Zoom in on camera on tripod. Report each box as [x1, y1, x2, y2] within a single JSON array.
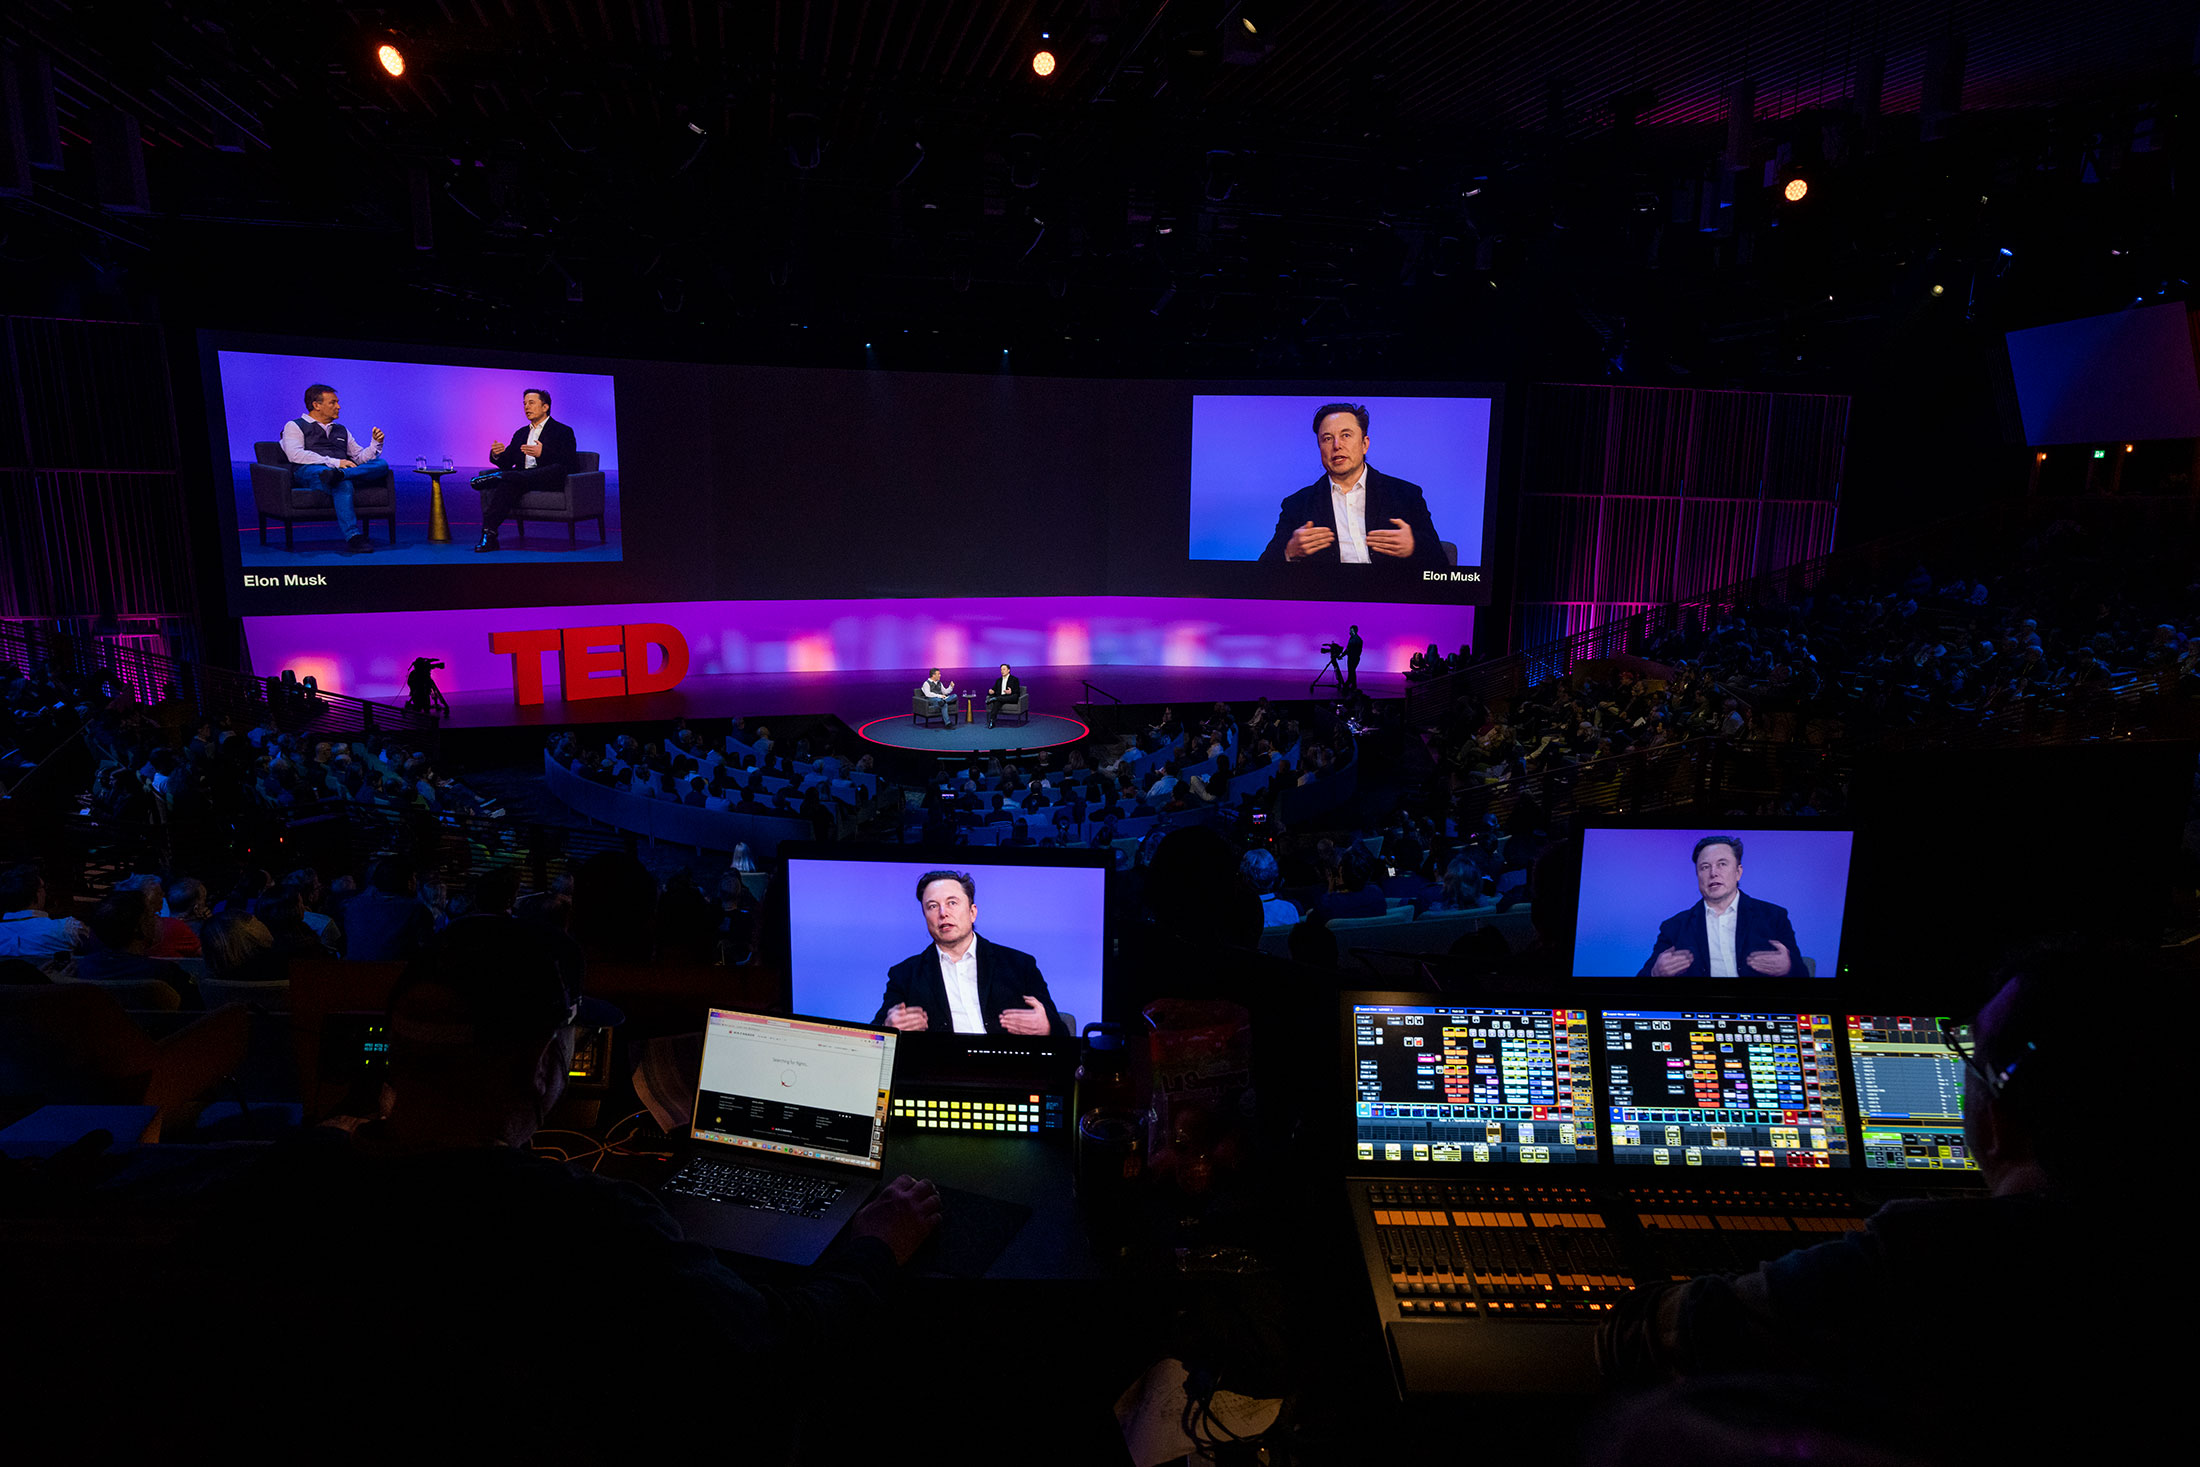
[[1320, 642, 1345, 657]]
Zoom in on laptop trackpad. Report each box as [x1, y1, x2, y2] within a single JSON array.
[[909, 1185, 1032, 1278]]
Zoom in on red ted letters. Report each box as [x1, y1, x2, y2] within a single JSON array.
[[489, 622, 691, 705]]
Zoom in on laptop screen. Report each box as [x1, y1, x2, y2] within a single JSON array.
[[691, 1010, 897, 1171], [1349, 1003, 1598, 1165], [1601, 1010, 1850, 1169], [1844, 1014, 1981, 1174]]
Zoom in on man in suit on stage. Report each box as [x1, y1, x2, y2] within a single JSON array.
[[473, 387, 578, 553], [874, 870, 1067, 1037], [280, 384, 391, 556], [1257, 402, 1450, 571], [1637, 835, 1801, 978], [984, 663, 1023, 729]]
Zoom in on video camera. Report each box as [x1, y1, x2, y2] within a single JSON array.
[[1320, 642, 1345, 657]]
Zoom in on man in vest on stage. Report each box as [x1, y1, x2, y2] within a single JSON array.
[[280, 383, 392, 555]]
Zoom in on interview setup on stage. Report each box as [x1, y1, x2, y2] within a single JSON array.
[[243, 370, 609, 559]]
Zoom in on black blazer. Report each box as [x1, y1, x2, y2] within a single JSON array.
[[1256, 466, 1451, 570], [872, 933, 1069, 1036], [1635, 892, 1802, 978], [490, 418, 578, 478], [985, 674, 1024, 702]]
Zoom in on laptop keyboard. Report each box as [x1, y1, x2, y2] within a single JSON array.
[[666, 1158, 848, 1218]]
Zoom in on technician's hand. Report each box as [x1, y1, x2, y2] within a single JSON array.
[[490, 440, 508, 456], [848, 1174, 943, 1265], [1745, 940, 1793, 976], [1367, 517, 1417, 559], [884, 1003, 929, 1032], [1650, 946, 1694, 977], [522, 441, 542, 457], [1285, 521, 1337, 561], [999, 996, 1052, 1036]]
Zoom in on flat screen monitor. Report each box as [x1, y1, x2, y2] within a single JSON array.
[[1348, 1003, 1597, 1165], [1572, 827, 1854, 979], [1844, 1015, 1981, 1174], [784, 849, 1106, 1042], [1601, 1010, 1850, 1169]]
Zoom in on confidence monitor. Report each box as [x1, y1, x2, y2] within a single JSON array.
[[1572, 825, 1856, 979], [783, 846, 1107, 1045], [1601, 1009, 1851, 1169], [1348, 1000, 1598, 1166]]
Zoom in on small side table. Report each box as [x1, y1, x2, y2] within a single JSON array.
[[962, 693, 978, 726], [413, 467, 456, 543]]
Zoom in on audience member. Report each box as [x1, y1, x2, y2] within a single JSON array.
[[0, 865, 85, 960], [343, 858, 436, 962], [74, 889, 185, 988]]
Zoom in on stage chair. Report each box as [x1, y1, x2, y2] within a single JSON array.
[[993, 688, 1031, 725], [248, 442, 398, 549], [506, 451, 610, 544], [911, 692, 948, 727]]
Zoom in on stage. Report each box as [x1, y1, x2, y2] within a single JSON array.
[[429, 663, 1375, 732]]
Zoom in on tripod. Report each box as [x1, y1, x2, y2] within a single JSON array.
[[1310, 646, 1347, 695]]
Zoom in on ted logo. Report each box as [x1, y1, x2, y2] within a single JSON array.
[[489, 623, 690, 705]]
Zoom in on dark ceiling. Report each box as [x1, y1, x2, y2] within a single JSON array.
[[2, 0, 2193, 387]]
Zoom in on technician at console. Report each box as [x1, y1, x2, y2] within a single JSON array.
[[1598, 953, 2150, 1463], [280, 383, 390, 556], [1638, 835, 1798, 978], [1257, 402, 1449, 570], [474, 387, 577, 553], [875, 870, 1066, 1037]]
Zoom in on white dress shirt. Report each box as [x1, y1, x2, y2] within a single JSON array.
[[921, 677, 954, 699], [1704, 897, 1739, 978], [0, 909, 84, 959], [521, 416, 549, 468], [1328, 466, 1371, 563], [937, 942, 986, 1034], [279, 416, 386, 468]]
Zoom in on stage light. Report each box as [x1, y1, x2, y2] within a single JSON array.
[[2093, 448, 2107, 459], [1997, 247, 2013, 257], [1782, 177, 1808, 202], [2124, 443, 2134, 452], [1242, 15, 1259, 33], [1032, 49, 1056, 77], [2036, 452, 2048, 462], [376, 43, 405, 77], [1930, 284, 1945, 296]]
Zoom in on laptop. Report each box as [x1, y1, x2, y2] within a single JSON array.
[[658, 1008, 899, 1264]]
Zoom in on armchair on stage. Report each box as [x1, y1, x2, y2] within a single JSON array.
[[248, 441, 397, 548], [498, 450, 610, 544], [912, 691, 950, 728], [990, 687, 1032, 726]]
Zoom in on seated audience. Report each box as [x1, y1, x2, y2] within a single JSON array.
[[1314, 845, 1388, 920], [199, 909, 288, 984], [0, 864, 84, 960], [343, 857, 436, 962], [1240, 849, 1302, 928], [74, 888, 185, 989]]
